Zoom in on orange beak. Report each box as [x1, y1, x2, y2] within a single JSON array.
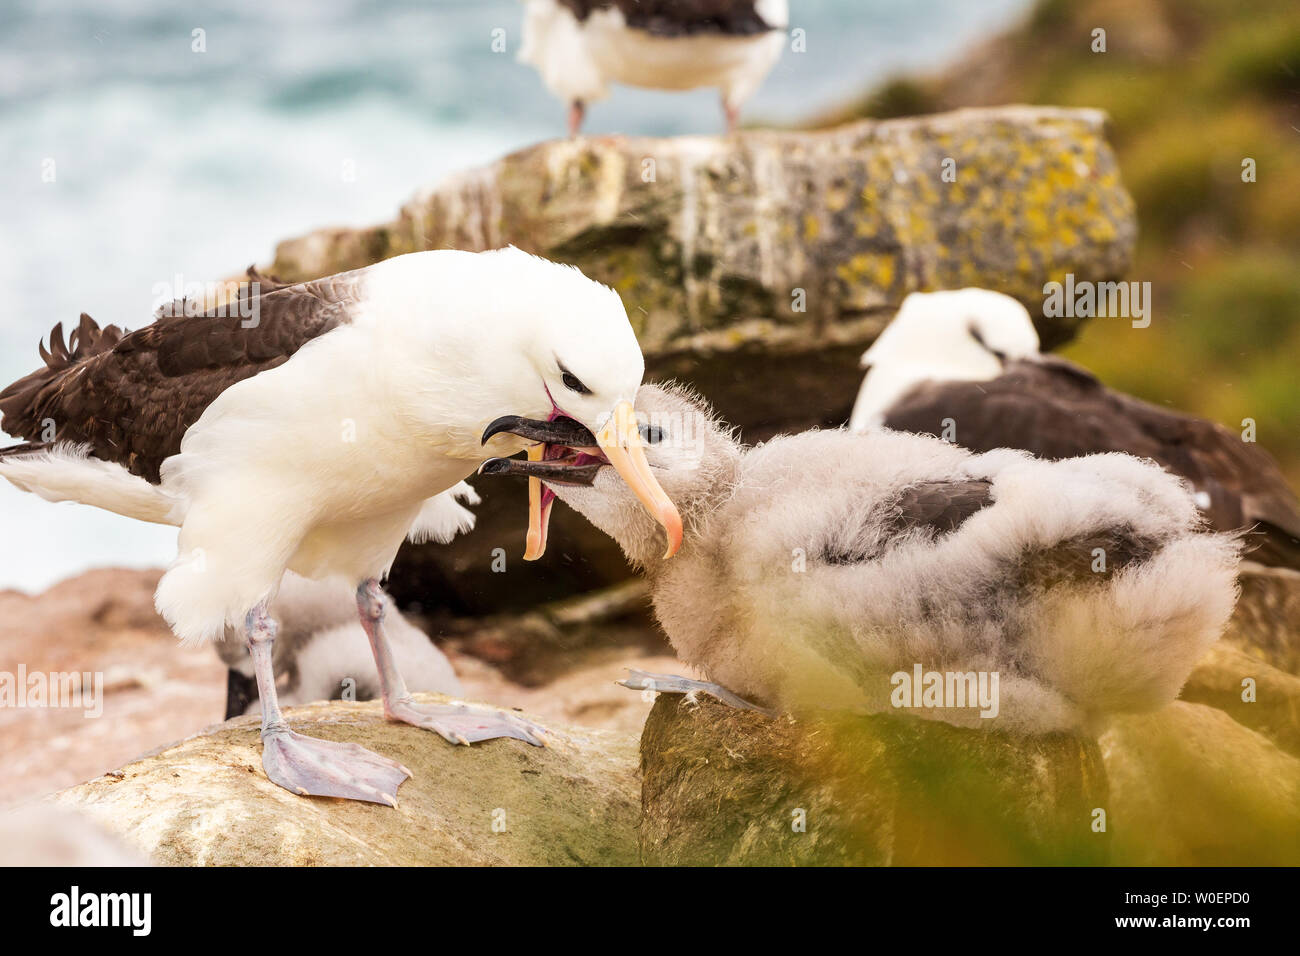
[[595, 400, 684, 559]]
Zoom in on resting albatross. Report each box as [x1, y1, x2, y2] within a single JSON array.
[[849, 288, 1300, 570], [482, 384, 1242, 733], [0, 247, 682, 804], [518, 0, 788, 135]]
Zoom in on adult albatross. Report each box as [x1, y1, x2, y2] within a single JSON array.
[[518, 0, 788, 134], [0, 247, 682, 804], [482, 384, 1241, 733], [849, 288, 1300, 570]]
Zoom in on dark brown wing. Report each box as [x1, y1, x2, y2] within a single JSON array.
[[887, 479, 995, 537], [0, 268, 366, 483], [557, 0, 777, 36], [882, 357, 1300, 568], [1021, 528, 1162, 589], [822, 479, 994, 565]]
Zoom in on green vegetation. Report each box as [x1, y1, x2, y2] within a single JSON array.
[[834, 0, 1300, 483]]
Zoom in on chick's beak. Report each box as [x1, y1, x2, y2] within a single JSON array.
[[478, 402, 684, 561], [596, 400, 683, 559]]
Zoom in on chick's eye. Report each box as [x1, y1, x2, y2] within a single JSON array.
[[640, 424, 664, 445], [561, 371, 590, 395]]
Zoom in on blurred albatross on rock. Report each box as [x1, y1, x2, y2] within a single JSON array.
[[483, 384, 1242, 733], [518, 0, 788, 134], [0, 247, 682, 804], [850, 288, 1300, 570]]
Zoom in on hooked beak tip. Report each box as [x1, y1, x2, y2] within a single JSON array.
[[479, 419, 506, 446]]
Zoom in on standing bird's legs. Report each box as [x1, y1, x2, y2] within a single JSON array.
[[248, 604, 410, 804], [356, 579, 550, 746], [722, 96, 740, 134], [567, 100, 585, 138]]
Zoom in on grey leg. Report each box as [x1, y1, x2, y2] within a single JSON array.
[[618, 669, 776, 716], [722, 96, 740, 134], [356, 579, 551, 747], [249, 604, 410, 804], [567, 100, 585, 138]]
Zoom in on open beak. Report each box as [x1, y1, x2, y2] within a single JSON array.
[[479, 402, 684, 560]]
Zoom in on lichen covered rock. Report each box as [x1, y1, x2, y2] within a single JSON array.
[[274, 107, 1134, 357], [638, 696, 1108, 866]]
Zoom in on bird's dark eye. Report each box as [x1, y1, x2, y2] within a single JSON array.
[[640, 424, 664, 445], [561, 370, 590, 395]]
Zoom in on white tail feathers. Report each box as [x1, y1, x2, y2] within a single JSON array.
[[1023, 531, 1242, 725], [0, 444, 182, 525]]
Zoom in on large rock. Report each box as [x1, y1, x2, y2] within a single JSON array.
[[638, 696, 1108, 866], [1224, 565, 1300, 676], [271, 108, 1136, 616], [1100, 702, 1300, 866], [51, 694, 640, 866], [1179, 641, 1300, 758], [273, 107, 1133, 355]]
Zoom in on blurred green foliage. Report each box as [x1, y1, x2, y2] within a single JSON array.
[[837, 0, 1300, 483]]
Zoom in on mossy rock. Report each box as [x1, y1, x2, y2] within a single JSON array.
[[272, 107, 1135, 356], [1100, 702, 1300, 866], [639, 696, 1108, 866]]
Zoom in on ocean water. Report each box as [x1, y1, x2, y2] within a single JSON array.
[[0, 0, 1029, 593]]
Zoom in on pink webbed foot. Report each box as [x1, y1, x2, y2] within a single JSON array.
[[261, 728, 411, 805], [385, 697, 551, 747]]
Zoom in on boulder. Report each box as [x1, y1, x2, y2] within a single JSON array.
[[1224, 565, 1300, 676], [51, 694, 640, 866], [272, 108, 1136, 616], [1100, 702, 1300, 866], [272, 107, 1133, 355], [638, 695, 1108, 866], [1180, 642, 1300, 758]]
